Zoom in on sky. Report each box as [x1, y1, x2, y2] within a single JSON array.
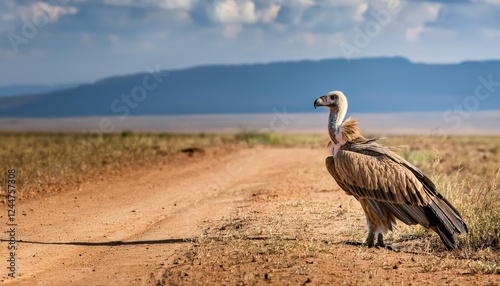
[[1, 0, 500, 86]]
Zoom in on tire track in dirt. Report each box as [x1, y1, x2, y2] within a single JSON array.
[[0, 147, 320, 285]]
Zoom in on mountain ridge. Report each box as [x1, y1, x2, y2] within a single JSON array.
[[1, 57, 499, 118], [0, 84, 79, 98]]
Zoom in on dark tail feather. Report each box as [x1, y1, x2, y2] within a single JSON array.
[[427, 197, 467, 250], [432, 226, 457, 250], [432, 197, 468, 234]]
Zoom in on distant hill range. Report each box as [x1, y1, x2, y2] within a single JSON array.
[[0, 84, 78, 98], [0, 57, 499, 118]]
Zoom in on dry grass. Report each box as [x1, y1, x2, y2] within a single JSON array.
[[235, 130, 325, 148]]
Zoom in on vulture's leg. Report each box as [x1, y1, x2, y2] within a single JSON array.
[[376, 234, 393, 250], [365, 231, 375, 247], [377, 233, 384, 247], [360, 200, 376, 247], [360, 200, 394, 250]]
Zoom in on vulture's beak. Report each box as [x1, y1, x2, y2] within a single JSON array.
[[314, 97, 325, 109]]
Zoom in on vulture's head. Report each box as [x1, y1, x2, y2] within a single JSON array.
[[314, 90, 348, 112]]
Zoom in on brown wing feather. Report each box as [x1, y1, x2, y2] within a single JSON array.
[[332, 147, 430, 206], [325, 140, 468, 239]]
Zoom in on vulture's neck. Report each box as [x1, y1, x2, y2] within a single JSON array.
[[328, 106, 347, 144], [328, 104, 364, 148]]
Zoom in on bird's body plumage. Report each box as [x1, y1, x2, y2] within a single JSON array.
[[315, 91, 467, 249]]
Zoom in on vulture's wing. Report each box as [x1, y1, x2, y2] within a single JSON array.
[[325, 141, 467, 243]]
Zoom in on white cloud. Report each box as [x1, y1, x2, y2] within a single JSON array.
[[353, 3, 369, 22], [322, 0, 367, 7], [386, 1, 442, 43], [397, 1, 441, 26], [209, 0, 285, 37], [103, 0, 195, 10], [212, 0, 259, 24], [297, 2, 369, 33], [212, 0, 239, 23], [275, 0, 314, 8], [261, 4, 281, 24], [29, 2, 78, 23], [239, 1, 259, 23], [0, 1, 77, 34], [158, 0, 195, 10], [406, 26, 424, 41]]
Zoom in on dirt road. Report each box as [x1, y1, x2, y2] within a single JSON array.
[[1, 147, 498, 285]]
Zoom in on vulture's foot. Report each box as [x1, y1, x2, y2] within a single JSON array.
[[375, 244, 394, 251], [375, 234, 393, 250], [365, 233, 393, 250]]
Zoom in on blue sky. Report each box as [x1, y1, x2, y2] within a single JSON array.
[[1, 0, 500, 85]]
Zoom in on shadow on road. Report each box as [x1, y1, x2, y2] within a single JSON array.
[[1, 236, 296, 247], [0, 238, 196, 246]]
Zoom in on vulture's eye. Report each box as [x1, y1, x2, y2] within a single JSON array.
[[330, 95, 336, 100]]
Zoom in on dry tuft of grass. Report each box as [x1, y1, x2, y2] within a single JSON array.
[[235, 130, 325, 148]]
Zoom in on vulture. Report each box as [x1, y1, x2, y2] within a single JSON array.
[[314, 91, 468, 250]]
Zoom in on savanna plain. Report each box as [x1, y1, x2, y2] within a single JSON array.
[[0, 132, 498, 285]]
